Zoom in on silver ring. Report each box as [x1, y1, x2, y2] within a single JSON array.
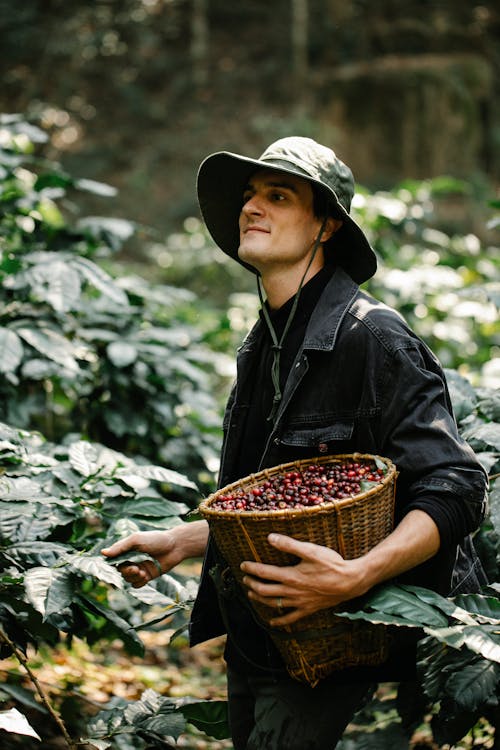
[[276, 596, 283, 611]]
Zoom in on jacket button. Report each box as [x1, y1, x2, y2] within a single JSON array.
[[318, 442, 328, 453]]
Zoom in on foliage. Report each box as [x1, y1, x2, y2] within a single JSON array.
[[0, 113, 227, 492], [358, 179, 499, 381], [336, 584, 500, 748], [0, 420, 205, 746], [86, 690, 229, 749]]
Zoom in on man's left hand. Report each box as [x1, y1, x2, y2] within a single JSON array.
[[240, 533, 367, 627]]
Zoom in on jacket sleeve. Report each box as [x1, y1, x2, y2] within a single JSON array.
[[377, 341, 487, 551]]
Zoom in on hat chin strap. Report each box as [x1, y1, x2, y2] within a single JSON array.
[[257, 216, 328, 425]]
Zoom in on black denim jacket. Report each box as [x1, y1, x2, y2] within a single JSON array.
[[189, 268, 488, 650]]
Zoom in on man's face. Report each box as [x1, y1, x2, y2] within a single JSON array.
[[238, 168, 325, 275]]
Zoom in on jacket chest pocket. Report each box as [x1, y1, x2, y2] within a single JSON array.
[[278, 420, 355, 456]]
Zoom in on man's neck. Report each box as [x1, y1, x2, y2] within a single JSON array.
[[261, 256, 325, 310]]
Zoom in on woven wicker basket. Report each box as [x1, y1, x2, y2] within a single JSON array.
[[199, 453, 397, 687]]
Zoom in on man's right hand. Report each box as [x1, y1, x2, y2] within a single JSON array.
[[101, 520, 209, 588]]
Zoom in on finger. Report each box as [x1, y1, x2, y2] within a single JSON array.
[[242, 575, 285, 597], [269, 608, 308, 627], [267, 533, 331, 559], [240, 560, 289, 582], [102, 534, 139, 557]]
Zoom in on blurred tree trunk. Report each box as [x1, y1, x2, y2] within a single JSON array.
[[291, 0, 310, 117], [291, 0, 308, 94], [191, 0, 209, 86]]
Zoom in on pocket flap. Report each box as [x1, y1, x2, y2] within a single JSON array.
[[280, 421, 354, 447]]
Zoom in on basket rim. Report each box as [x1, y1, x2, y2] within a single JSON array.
[[199, 452, 397, 519]]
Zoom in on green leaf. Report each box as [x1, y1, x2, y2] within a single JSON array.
[[67, 554, 124, 588], [75, 178, 118, 197], [452, 592, 500, 623], [444, 368, 477, 422], [24, 567, 71, 616], [0, 708, 41, 740], [123, 689, 185, 739], [34, 172, 72, 191], [462, 422, 500, 451], [68, 441, 100, 477], [106, 341, 138, 368], [445, 658, 500, 710], [424, 624, 500, 663], [76, 594, 144, 656], [70, 256, 129, 306], [363, 585, 449, 628], [489, 478, 500, 538], [15, 326, 80, 372], [401, 585, 477, 626], [0, 327, 23, 373], [120, 498, 189, 518], [130, 464, 197, 491], [28, 260, 81, 312], [178, 700, 230, 740]]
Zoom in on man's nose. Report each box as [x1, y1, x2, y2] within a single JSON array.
[[241, 194, 264, 216]]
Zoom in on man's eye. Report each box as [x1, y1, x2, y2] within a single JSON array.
[[270, 192, 285, 201]]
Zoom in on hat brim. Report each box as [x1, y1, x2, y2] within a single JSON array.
[[197, 151, 377, 284]]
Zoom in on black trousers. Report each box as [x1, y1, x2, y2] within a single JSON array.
[[227, 666, 376, 750]]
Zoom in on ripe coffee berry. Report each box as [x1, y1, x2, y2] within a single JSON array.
[[211, 460, 386, 512]]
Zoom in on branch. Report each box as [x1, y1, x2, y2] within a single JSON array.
[[0, 627, 80, 750]]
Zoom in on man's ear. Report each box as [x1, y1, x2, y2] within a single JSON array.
[[321, 217, 343, 243]]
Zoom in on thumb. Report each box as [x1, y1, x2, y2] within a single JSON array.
[[101, 534, 138, 557]]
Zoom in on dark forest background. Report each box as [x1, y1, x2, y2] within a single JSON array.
[[1, 0, 499, 246]]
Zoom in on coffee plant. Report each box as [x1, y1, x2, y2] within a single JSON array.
[[0, 113, 226, 491]]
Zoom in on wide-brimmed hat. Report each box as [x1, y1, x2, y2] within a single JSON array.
[[196, 136, 377, 284]]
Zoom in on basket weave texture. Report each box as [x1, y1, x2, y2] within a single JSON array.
[[199, 453, 397, 686]]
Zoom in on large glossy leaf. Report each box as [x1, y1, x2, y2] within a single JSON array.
[[178, 700, 230, 740], [424, 623, 500, 663], [24, 566, 74, 616], [444, 368, 477, 422], [445, 658, 500, 710], [128, 464, 197, 491], [15, 326, 80, 372], [360, 585, 449, 628], [461, 421, 500, 451], [0, 708, 41, 739], [401, 584, 477, 626], [0, 327, 23, 373], [453, 592, 500, 623], [120, 688, 185, 740], [67, 554, 124, 588], [76, 594, 144, 656], [106, 341, 138, 367], [27, 260, 81, 312], [119, 497, 189, 518], [70, 256, 129, 306], [7, 541, 73, 567], [489, 478, 500, 538], [0, 476, 46, 501]]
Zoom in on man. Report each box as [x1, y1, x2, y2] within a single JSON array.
[[103, 137, 487, 749]]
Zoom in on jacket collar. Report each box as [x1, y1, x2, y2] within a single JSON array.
[[238, 266, 359, 356], [303, 267, 359, 351]]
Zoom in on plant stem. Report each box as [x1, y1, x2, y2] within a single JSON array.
[[0, 627, 79, 750]]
